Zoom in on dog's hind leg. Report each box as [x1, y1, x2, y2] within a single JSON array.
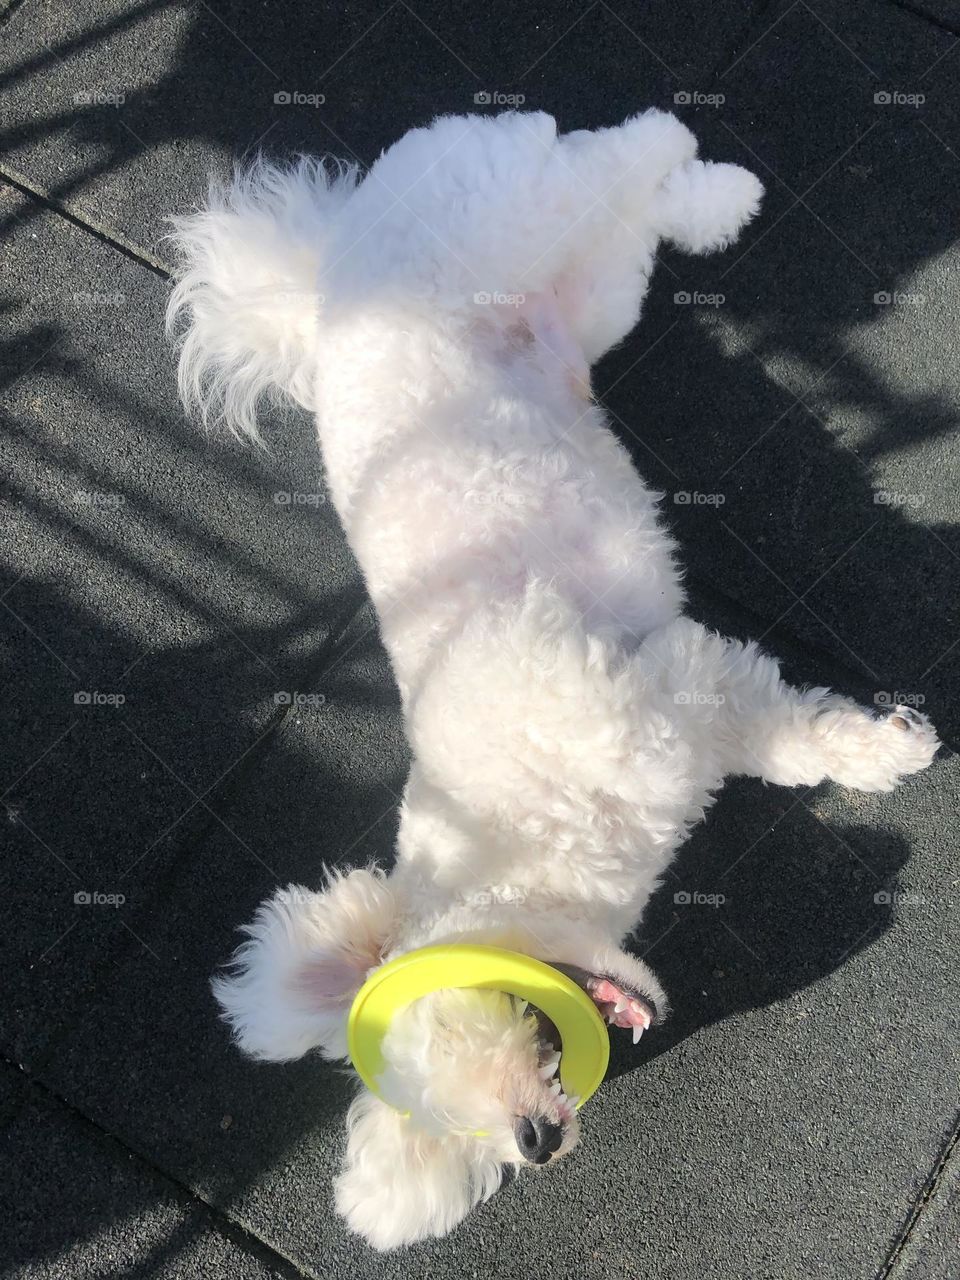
[[322, 112, 613, 306], [327, 110, 758, 327], [706, 633, 941, 793], [551, 116, 762, 363]]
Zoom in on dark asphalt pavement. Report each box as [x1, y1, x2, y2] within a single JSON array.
[[1, 1, 958, 1276]]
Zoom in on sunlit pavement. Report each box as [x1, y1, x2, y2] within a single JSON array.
[[1, 2, 958, 1276]]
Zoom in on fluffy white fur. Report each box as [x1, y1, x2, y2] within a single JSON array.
[[167, 109, 940, 1250]]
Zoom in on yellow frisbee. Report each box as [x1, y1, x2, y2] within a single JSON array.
[[347, 943, 610, 1114]]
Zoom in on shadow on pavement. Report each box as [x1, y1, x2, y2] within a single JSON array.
[[1, 0, 958, 1273]]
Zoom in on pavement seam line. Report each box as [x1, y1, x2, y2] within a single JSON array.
[[877, 1108, 960, 1278], [0, 1059, 321, 1279], [886, 0, 960, 38], [0, 163, 171, 277], [0, 1058, 38, 1136]]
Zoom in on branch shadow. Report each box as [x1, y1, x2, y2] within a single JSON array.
[[1, 0, 958, 1272]]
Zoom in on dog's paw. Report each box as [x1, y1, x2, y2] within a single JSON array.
[[826, 703, 940, 792], [885, 704, 925, 732]]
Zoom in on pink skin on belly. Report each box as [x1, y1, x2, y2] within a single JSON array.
[[516, 287, 592, 400]]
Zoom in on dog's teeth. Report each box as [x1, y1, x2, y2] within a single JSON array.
[[539, 1062, 557, 1080], [549, 1081, 561, 1097], [568, 1094, 581, 1109], [614, 998, 628, 1014], [632, 1024, 644, 1044]]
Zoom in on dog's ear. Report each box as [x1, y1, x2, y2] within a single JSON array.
[[334, 1089, 503, 1250], [652, 157, 763, 254], [211, 867, 396, 1061]]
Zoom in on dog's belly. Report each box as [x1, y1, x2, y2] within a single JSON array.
[[349, 433, 682, 697], [315, 313, 684, 698]]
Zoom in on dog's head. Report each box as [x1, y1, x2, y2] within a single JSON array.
[[213, 868, 664, 1248]]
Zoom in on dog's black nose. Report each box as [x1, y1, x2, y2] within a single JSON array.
[[514, 1115, 563, 1164]]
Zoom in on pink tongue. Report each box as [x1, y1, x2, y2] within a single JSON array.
[[589, 978, 652, 1030]]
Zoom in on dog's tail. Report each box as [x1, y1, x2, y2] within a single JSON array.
[[166, 155, 360, 446]]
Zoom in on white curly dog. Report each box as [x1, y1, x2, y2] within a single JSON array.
[[167, 109, 940, 1250]]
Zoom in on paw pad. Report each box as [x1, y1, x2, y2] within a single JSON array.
[[887, 705, 923, 732]]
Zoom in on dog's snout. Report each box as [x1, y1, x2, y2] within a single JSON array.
[[514, 1114, 563, 1164]]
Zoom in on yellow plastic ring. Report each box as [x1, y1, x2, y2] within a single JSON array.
[[347, 943, 610, 1128]]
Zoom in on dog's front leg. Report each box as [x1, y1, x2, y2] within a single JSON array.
[[709, 633, 940, 793]]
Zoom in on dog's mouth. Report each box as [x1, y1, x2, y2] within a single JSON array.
[[519, 963, 657, 1136], [525, 961, 659, 1113], [548, 961, 659, 1044], [530, 1009, 577, 1120]]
